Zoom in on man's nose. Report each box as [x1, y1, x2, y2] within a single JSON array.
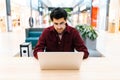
[[57, 25, 62, 29]]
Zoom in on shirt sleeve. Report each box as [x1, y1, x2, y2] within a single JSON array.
[[73, 29, 89, 59], [33, 29, 47, 59]]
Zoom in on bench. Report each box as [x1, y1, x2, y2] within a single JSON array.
[[25, 28, 44, 49]]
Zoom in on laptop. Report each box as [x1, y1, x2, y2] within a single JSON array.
[[37, 52, 84, 70]]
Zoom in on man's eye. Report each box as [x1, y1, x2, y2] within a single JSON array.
[[60, 22, 64, 25], [54, 23, 58, 25]]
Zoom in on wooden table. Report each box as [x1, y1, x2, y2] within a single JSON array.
[[0, 56, 120, 80]]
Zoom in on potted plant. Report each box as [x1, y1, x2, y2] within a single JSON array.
[[75, 24, 98, 49]]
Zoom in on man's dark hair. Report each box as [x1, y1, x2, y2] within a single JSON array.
[[50, 7, 67, 21]]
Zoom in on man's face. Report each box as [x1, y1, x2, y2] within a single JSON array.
[[52, 18, 66, 34]]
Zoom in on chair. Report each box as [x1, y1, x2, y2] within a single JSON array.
[[25, 28, 44, 49]]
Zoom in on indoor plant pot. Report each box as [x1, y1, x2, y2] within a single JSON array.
[[76, 24, 98, 49]]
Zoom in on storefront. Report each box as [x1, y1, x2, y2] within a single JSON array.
[[0, 0, 40, 32], [108, 0, 120, 33], [0, 0, 7, 32], [11, 0, 40, 31], [72, 0, 92, 27]]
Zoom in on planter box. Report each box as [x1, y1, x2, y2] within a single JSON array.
[[84, 38, 103, 57], [85, 38, 97, 50]]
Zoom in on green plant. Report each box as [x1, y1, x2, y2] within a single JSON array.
[[76, 24, 98, 40]]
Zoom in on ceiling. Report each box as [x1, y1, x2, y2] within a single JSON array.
[[0, 0, 91, 11], [42, 0, 83, 7]]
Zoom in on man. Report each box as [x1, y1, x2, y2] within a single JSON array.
[[33, 7, 89, 59]]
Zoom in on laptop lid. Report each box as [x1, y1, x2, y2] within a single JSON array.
[[37, 52, 84, 70]]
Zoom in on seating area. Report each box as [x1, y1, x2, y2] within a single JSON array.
[[25, 28, 44, 49], [24, 27, 103, 57]]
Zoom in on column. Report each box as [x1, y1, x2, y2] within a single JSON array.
[[6, 0, 12, 32]]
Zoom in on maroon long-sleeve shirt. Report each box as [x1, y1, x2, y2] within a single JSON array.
[[33, 24, 89, 59]]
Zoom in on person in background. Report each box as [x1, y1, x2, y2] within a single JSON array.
[[29, 16, 34, 27], [33, 7, 89, 59]]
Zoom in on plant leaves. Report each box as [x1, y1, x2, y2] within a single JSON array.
[[75, 24, 98, 40]]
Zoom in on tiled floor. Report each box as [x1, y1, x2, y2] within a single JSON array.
[[97, 30, 120, 57], [0, 29, 120, 57]]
